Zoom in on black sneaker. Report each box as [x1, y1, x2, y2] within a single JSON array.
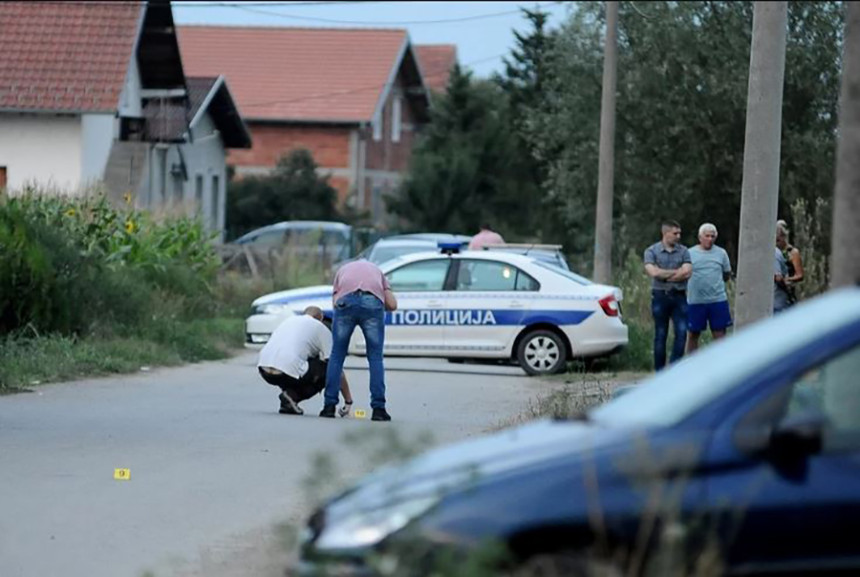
[[279, 392, 304, 415], [371, 408, 392, 422], [319, 404, 336, 418]]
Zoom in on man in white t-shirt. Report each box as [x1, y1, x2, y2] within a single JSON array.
[[257, 306, 353, 416]]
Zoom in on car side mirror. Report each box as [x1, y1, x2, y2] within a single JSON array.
[[769, 412, 826, 459]]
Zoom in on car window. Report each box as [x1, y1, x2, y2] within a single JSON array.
[[371, 245, 432, 266], [386, 259, 450, 292], [249, 229, 284, 246], [455, 260, 535, 292], [784, 342, 860, 452], [515, 270, 540, 291]]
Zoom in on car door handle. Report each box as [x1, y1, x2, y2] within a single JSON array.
[[427, 301, 443, 308], [509, 301, 525, 309]]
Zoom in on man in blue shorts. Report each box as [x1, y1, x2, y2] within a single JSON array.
[[686, 223, 733, 353]]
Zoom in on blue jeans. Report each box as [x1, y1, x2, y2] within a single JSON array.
[[652, 290, 688, 371], [324, 291, 387, 409]]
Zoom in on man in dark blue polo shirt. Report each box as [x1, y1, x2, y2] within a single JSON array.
[[644, 219, 692, 370]]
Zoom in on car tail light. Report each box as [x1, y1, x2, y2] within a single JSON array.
[[598, 294, 619, 317]]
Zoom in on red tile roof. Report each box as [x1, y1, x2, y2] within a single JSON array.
[[415, 45, 457, 94], [177, 26, 409, 123], [0, 1, 142, 113]]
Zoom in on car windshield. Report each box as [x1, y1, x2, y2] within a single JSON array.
[[370, 245, 435, 265], [533, 261, 592, 285], [589, 291, 860, 428]]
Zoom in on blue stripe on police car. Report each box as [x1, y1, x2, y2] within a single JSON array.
[[385, 309, 592, 326]]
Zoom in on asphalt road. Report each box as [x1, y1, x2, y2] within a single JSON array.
[[0, 353, 559, 577]]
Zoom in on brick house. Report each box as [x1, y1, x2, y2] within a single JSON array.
[[0, 1, 251, 239], [179, 26, 455, 227]]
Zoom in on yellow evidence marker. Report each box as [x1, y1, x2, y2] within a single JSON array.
[[114, 468, 131, 481], [353, 409, 367, 419]]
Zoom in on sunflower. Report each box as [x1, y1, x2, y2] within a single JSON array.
[[123, 192, 133, 205], [65, 208, 76, 217], [125, 220, 135, 234]]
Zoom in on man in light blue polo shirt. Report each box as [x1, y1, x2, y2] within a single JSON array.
[[686, 223, 733, 353]]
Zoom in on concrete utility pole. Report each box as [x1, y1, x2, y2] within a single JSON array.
[[734, 1, 788, 329], [593, 0, 618, 285], [831, 1, 860, 289]]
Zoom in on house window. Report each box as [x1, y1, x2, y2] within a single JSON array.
[[172, 172, 183, 208], [0, 166, 7, 191], [211, 174, 220, 229], [391, 97, 402, 143], [195, 175, 204, 215], [372, 114, 383, 142], [155, 148, 168, 208]]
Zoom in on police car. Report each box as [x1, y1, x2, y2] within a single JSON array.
[[245, 244, 628, 375]]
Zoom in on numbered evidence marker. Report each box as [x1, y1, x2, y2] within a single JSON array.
[[114, 468, 131, 481], [353, 409, 367, 419]]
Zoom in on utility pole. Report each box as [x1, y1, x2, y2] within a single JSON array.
[[831, 1, 860, 289], [593, 0, 618, 285], [734, 1, 788, 329]]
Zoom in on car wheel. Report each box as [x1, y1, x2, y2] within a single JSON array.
[[517, 330, 567, 376]]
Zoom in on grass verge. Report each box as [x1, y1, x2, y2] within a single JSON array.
[[0, 317, 243, 393]]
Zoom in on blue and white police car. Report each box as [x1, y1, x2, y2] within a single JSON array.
[[245, 244, 628, 375]]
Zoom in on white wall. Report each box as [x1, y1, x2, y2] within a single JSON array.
[[181, 113, 227, 241], [81, 114, 116, 186], [0, 114, 82, 192], [144, 113, 227, 241]]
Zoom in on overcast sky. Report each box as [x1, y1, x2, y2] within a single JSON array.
[[172, 1, 571, 78]]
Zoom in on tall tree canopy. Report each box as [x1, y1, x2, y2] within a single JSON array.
[[226, 149, 340, 240], [387, 64, 531, 236], [526, 1, 843, 270]]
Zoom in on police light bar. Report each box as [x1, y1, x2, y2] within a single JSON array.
[[438, 241, 462, 255]]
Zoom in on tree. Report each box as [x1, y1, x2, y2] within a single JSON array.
[[225, 149, 340, 240], [527, 1, 843, 274], [387, 65, 530, 236], [496, 7, 566, 241]]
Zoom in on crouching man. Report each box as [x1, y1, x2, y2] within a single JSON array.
[[257, 306, 353, 416]]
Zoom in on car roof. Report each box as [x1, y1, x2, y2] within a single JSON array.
[[372, 239, 443, 248], [383, 233, 471, 242], [234, 221, 352, 243], [380, 248, 545, 271]]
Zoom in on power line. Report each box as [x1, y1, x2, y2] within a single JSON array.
[[215, 3, 558, 26]]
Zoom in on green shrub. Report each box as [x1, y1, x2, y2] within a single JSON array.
[[0, 198, 105, 334], [0, 190, 220, 336]]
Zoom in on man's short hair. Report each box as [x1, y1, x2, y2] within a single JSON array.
[[698, 223, 718, 238], [303, 306, 324, 320], [661, 219, 681, 233], [481, 222, 493, 231]]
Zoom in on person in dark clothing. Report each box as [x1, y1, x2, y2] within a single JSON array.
[[644, 220, 693, 371]]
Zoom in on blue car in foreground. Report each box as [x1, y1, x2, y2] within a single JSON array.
[[294, 288, 860, 576]]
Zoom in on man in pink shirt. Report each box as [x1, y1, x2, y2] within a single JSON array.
[[321, 259, 398, 421], [468, 223, 505, 250]]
